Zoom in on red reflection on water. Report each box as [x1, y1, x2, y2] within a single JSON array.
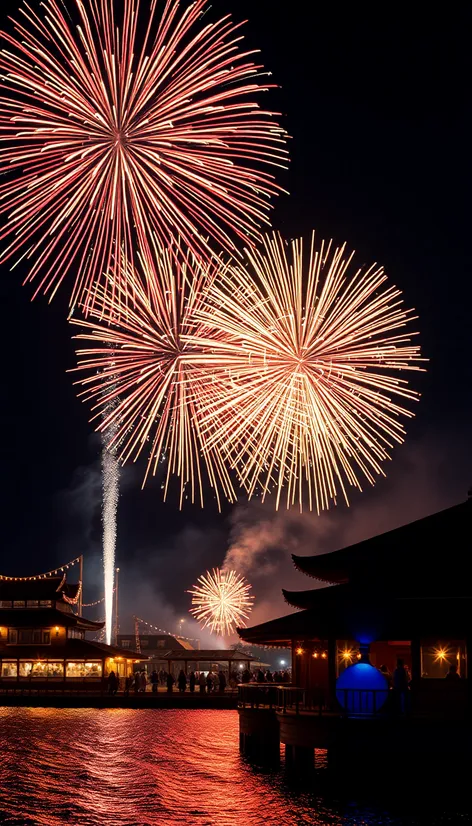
[[0, 708, 331, 826]]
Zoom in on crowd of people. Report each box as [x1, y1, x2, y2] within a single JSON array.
[[240, 668, 291, 684], [107, 666, 292, 695]]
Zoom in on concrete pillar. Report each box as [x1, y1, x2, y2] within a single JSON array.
[[239, 708, 280, 766], [285, 744, 314, 772]]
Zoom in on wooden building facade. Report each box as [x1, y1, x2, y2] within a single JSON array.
[[0, 577, 145, 691], [239, 500, 471, 717]]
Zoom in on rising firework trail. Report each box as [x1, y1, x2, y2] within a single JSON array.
[[0, 0, 287, 310], [188, 568, 254, 636], [71, 239, 236, 509], [193, 232, 425, 512], [101, 408, 119, 646]]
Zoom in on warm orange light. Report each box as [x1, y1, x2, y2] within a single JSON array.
[[312, 652, 319, 659], [54, 626, 59, 632], [433, 646, 451, 663], [115, 656, 122, 660], [357, 652, 362, 660], [321, 652, 327, 659], [296, 647, 304, 656]]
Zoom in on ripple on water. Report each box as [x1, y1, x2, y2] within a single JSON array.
[[0, 708, 468, 826]]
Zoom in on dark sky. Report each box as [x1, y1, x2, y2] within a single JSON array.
[[0, 1, 470, 634]]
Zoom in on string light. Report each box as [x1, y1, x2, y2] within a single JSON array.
[[61, 583, 82, 605], [133, 615, 197, 643], [0, 556, 81, 581]]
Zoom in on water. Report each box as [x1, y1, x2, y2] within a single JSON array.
[[0, 708, 468, 826]]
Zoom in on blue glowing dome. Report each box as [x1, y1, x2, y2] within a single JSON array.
[[336, 663, 388, 714]]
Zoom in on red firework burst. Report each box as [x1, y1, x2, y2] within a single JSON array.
[[0, 0, 287, 308], [71, 238, 237, 509]]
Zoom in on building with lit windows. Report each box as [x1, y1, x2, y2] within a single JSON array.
[[237, 500, 471, 765], [0, 577, 146, 690]]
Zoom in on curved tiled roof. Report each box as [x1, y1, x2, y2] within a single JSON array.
[[292, 500, 470, 586]]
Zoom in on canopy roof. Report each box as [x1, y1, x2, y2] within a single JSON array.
[[292, 500, 470, 589], [149, 649, 256, 662], [0, 638, 147, 661], [0, 608, 103, 631], [0, 577, 80, 602]]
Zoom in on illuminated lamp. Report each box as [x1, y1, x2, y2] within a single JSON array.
[[313, 652, 319, 659], [336, 663, 388, 714], [296, 647, 304, 656], [321, 652, 327, 659]]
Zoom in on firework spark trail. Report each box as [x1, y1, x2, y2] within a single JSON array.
[[71, 238, 236, 509], [101, 406, 119, 646], [188, 568, 254, 636], [0, 0, 287, 310], [71, 232, 424, 513], [191, 232, 425, 512]]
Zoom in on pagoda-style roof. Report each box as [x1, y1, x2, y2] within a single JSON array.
[[1, 638, 147, 661], [0, 608, 103, 631], [292, 499, 470, 587], [0, 577, 80, 602], [239, 591, 472, 647]]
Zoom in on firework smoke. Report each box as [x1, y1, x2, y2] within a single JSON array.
[[101, 412, 119, 645]]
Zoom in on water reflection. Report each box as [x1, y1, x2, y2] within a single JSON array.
[[0, 708, 467, 826]]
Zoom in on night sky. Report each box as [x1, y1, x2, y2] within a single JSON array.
[[0, 1, 470, 636]]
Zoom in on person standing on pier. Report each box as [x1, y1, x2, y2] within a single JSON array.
[[107, 670, 118, 695], [218, 671, 227, 693], [178, 670, 187, 692], [140, 670, 147, 693], [167, 672, 175, 692], [189, 671, 196, 692], [151, 670, 159, 693], [199, 672, 206, 693]]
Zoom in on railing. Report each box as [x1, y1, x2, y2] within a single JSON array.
[[238, 684, 390, 716], [238, 683, 324, 714]]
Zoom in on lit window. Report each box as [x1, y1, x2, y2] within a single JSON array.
[[13, 601, 26, 609], [84, 662, 102, 678], [27, 601, 39, 608], [1, 661, 17, 677], [46, 662, 63, 677], [120, 639, 130, 648], [67, 628, 84, 640], [421, 642, 467, 679], [39, 601, 52, 608], [19, 661, 33, 677], [1, 601, 12, 608], [31, 662, 48, 678], [66, 661, 86, 678]]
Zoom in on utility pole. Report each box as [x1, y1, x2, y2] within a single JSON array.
[[78, 555, 84, 615], [114, 567, 120, 644]]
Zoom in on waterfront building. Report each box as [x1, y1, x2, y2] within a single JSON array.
[[0, 577, 146, 691], [118, 634, 255, 677], [237, 499, 471, 765]]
